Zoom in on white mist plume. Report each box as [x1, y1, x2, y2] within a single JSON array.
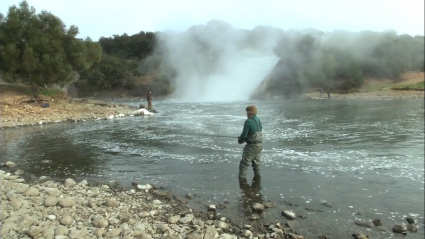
[[158, 21, 281, 102]]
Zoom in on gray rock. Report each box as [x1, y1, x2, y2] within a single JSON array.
[[44, 197, 58, 207], [185, 193, 194, 199], [157, 223, 169, 232], [376, 226, 388, 232], [214, 221, 229, 229], [372, 219, 382, 226], [285, 220, 300, 229], [41, 187, 60, 196], [25, 187, 40, 196], [16, 215, 35, 228], [104, 229, 122, 237], [204, 226, 218, 239], [392, 224, 407, 234], [42, 227, 55, 238], [179, 214, 194, 224], [64, 178, 76, 187], [405, 217, 418, 224], [27, 226, 43, 237], [1, 211, 8, 220], [94, 228, 106, 237], [251, 203, 265, 212], [407, 224, 418, 232], [284, 200, 299, 206], [264, 201, 277, 208], [93, 218, 109, 228], [6, 161, 17, 167], [58, 198, 75, 207], [105, 198, 119, 207], [14, 169, 25, 175], [60, 215, 73, 225], [140, 211, 150, 217], [168, 215, 181, 224], [282, 210, 297, 220], [321, 202, 332, 208], [10, 199, 23, 209], [218, 233, 237, 239], [355, 220, 374, 227], [55, 226, 69, 236], [249, 214, 260, 220], [352, 232, 369, 239], [69, 229, 87, 238]]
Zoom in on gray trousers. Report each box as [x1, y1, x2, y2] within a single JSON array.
[[239, 143, 263, 177]]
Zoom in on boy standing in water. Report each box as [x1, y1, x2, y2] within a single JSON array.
[[238, 105, 263, 178]]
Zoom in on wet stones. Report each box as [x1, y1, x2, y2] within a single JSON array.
[[406, 224, 418, 232], [320, 202, 332, 208], [352, 232, 369, 239], [282, 210, 297, 220], [284, 200, 299, 206], [185, 193, 194, 199], [372, 219, 382, 226], [207, 204, 216, 211], [5, 161, 17, 168], [405, 216, 418, 224], [14, 169, 24, 175], [285, 220, 300, 229], [264, 200, 277, 208], [251, 203, 265, 212], [355, 220, 374, 227], [392, 223, 407, 234]]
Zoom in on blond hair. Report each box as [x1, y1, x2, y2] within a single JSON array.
[[246, 105, 257, 117]]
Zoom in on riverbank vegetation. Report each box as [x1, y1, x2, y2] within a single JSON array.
[[1, 1, 424, 99]]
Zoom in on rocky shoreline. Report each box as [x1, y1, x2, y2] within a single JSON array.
[[0, 98, 143, 129], [1, 162, 312, 239], [2, 160, 422, 239]]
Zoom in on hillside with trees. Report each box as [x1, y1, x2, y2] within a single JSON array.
[[1, 1, 423, 100]]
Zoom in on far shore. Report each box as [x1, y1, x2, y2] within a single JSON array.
[[1, 77, 424, 129]]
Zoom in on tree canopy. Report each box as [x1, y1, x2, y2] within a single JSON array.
[[0, 1, 102, 94]]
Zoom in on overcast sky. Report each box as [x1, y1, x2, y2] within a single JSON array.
[[1, 0, 424, 40]]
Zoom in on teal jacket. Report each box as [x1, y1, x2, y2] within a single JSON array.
[[238, 115, 262, 144]]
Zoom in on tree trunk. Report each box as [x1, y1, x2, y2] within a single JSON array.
[[30, 80, 39, 97]]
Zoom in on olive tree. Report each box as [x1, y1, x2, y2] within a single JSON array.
[[0, 1, 101, 95]]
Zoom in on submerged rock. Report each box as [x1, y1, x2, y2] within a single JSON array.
[[392, 224, 407, 234], [282, 210, 297, 220], [355, 220, 374, 227]]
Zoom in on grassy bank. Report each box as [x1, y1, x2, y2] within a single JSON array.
[[0, 83, 67, 99]]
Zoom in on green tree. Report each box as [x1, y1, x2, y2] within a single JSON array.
[[79, 53, 139, 89], [0, 1, 101, 95]]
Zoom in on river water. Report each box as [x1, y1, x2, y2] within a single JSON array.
[[1, 99, 424, 238]]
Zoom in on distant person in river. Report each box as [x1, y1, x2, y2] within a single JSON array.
[[238, 105, 263, 178], [147, 90, 153, 111], [327, 88, 331, 99], [319, 87, 324, 99]]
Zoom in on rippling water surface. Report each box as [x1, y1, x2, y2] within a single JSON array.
[[1, 99, 424, 238]]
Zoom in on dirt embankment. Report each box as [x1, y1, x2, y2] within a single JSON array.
[[0, 95, 141, 129], [303, 72, 424, 100]]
